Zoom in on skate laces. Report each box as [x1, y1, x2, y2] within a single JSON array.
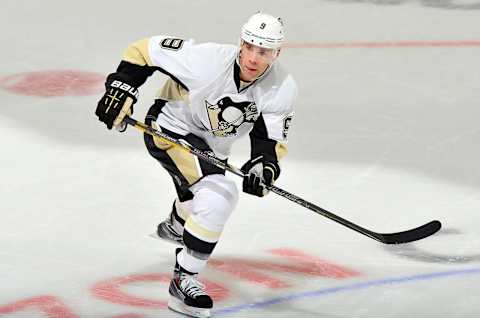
[[179, 274, 207, 297]]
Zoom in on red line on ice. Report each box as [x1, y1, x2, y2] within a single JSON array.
[[285, 40, 480, 49]]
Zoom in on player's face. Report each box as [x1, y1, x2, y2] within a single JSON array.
[[239, 41, 278, 82]]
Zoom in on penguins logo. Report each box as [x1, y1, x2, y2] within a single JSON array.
[[205, 96, 259, 137]]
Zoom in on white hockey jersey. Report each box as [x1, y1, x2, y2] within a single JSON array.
[[122, 36, 297, 160]]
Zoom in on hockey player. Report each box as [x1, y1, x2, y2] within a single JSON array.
[[95, 12, 297, 318]]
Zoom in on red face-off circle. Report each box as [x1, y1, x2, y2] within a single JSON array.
[[0, 70, 105, 97]]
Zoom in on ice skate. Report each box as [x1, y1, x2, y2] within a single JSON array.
[[155, 218, 184, 246], [151, 202, 184, 246], [168, 248, 212, 318]]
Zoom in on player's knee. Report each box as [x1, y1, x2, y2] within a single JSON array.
[[191, 174, 238, 229]]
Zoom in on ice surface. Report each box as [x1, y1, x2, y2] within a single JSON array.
[[1, 0, 479, 317]]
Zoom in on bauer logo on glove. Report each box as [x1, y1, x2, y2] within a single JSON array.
[[110, 80, 139, 98]]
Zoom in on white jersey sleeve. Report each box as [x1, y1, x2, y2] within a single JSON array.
[[260, 74, 297, 143], [250, 69, 297, 161], [146, 36, 235, 90]]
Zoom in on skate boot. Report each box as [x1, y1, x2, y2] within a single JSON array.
[[155, 202, 184, 246], [168, 248, 213, 318]]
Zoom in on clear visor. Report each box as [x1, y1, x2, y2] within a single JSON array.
[[240, 40, 279, 64]]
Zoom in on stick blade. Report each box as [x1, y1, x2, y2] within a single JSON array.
[[377, 220, 442, 244]]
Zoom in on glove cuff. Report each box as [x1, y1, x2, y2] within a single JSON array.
[[264, 161, 280, 181], [240, 155, 262, 173]]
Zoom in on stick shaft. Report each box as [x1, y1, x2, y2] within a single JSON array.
[[124, 116, 441, 244]]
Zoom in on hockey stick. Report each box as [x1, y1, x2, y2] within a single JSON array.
[[124, 116, 442, 244]]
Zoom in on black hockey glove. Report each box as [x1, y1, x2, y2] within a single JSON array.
[[241, 156, 280, 197], [95, 73, 139, 131]]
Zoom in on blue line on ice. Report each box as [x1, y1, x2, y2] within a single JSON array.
[[214, 267, 480, 316]]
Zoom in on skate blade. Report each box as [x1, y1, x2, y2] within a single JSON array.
[[148, 232, 184, 246], [168, 296, 211, 318], [149, 232, 163, 240]]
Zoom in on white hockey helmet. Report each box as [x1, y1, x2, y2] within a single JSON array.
[[241, 12, 284, 50]]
